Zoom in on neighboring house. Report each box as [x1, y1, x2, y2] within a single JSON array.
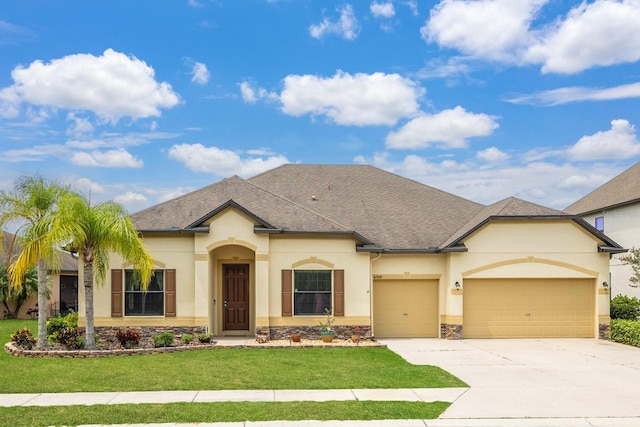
[[1, 231, 79, 319], [565, 162, 640, 299], [92, 165, 621, 339]]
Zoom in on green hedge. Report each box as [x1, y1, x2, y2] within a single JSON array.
[[610, 319, 640, 347]]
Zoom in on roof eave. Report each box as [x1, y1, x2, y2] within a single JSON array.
[[137, 226, 210, 235], [598, 245, 628, 254], [355, 246, 440, 254], [570, 197, 640, 216]]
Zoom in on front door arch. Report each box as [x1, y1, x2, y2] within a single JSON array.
[[223, 264, 250, 330]]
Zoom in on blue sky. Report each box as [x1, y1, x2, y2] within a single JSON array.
[[1, 0, 640, 213]]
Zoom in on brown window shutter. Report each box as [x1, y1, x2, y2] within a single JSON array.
[[334, 269, 344, 317], [111, 269, 123, 317], [165, 269, 176, 317], [282, 270, 292, 317]]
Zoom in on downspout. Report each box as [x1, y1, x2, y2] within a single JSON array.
[[369, 252, 382, 338]]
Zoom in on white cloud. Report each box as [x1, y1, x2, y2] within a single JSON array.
[[526, 0, 640, 74], [74, 177, 105, 194], [239, 81, 278, 104], [422, 0, 640, 74], [507, 82, 640, 106], [70, 148, 144, 168], [567, 119, 640, 161], [309, 4, 360, 40], [280, 71, 423, 126], [66, 113, 94, 138], [403, 0, 418, 16], [0, 49, 180, 123], [371, 2, 395, 18], [422, 0, 546, 62], [385, 106, 498, 149], [113, 191, 148, 206], [477, 146, 509, 162], [191, 62, 210, 85], [168, 143, 288, 177], [239, 81, 257, 103], [354, 151, 623, 209]]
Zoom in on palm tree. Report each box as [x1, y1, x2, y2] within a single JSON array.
[[0, 175, 68, 348], [51, 192, 152, 349], [0, 264, 40, 319]]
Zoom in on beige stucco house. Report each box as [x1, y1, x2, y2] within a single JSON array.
[[566, 162, 640, 299], [90, 165, 622, 339]]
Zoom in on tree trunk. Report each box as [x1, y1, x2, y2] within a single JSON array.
[[84, 262, 95, 349], [36, 259, 47, 349]]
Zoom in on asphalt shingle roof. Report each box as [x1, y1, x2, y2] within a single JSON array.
[[565, 162, 640, 215], [131, 164, 600, 251]]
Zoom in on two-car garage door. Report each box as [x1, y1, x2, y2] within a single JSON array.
[[463, 279, 595, 338], [373, 278, 596, 338]]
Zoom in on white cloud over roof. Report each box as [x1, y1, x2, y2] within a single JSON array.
[[280, 71, 423, 126], [567, 119, 640, 161], [168, 143, 289, 178], [0, 49, 180, 122], [386, 106, 499, 149]]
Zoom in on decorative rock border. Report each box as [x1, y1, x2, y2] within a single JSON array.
[[4, 341, 217, 358]]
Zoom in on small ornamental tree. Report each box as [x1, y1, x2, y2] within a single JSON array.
[[620, 247, 640, 288]]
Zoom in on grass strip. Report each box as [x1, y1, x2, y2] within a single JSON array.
[[1, 320, 466, 393], [1, 401, 450, 427]]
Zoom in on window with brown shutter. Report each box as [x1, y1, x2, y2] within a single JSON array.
[[165, 269, 176, 317], [282, 270, 292, 317], [334, 269, 344, 317], [111, 269, 123, 317]]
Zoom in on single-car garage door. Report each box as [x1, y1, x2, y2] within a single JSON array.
[[373, 279, 439, 338], [463, 278, 595, 338]]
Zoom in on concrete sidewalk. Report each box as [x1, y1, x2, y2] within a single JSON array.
[[0, 387, 468, 407], [75, 420, 640, 427]]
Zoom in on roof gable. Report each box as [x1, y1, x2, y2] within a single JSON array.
[[441, 197, 623, 253], [565, 162, 640, 215], [131, 175, 354, 236]]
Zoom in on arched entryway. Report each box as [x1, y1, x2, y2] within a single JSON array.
[[208, 244, 256, 336]]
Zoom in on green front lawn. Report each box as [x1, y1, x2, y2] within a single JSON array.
[[2, 401, 450, 427], [1, 319, 466, 393]]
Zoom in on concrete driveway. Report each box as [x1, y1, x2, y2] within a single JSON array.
[[380, 338, 640, 419]]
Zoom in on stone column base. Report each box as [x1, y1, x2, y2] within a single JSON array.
[[599, 323, 610, 340], [440, 323, 463, 339]]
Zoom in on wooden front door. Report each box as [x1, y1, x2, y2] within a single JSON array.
[[223, 264, 250, 330]]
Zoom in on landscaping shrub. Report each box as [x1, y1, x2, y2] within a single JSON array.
[[181, 333, 194, 345], [46, 316, 68, 338], [198, 332, 214, 343], [610, 295, 640, 320], [152, 332, 175, 348], [54, 327, 85, 350], [116, 329, 141, 349], [46, 311, 79, 338], [610, 319, 640, 347], [11, 327, 36, 350]]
